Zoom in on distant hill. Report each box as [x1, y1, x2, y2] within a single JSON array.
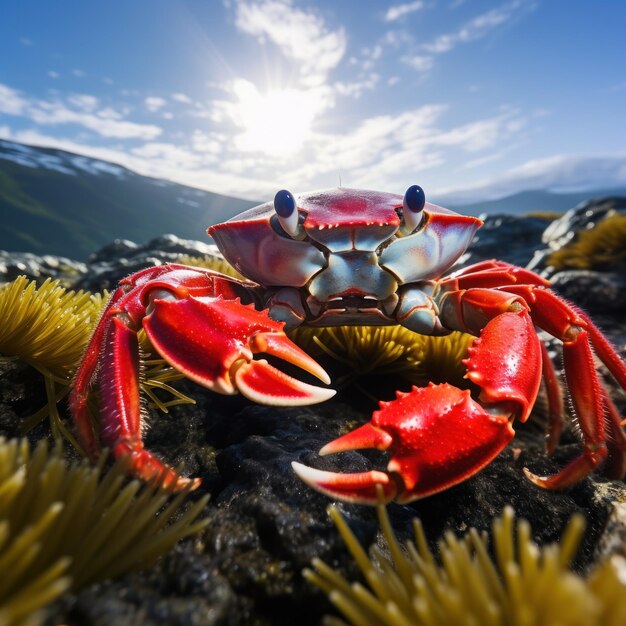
[[0, 140, 257, 260], [444, 188, 626, 216]]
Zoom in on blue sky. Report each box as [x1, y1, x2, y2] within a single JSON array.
[[1, 0, 625, 203]]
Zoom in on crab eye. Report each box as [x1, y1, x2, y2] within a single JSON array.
[[402, 184, 426, 232], [274, 189, 300, 237]]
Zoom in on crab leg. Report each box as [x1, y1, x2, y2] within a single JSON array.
[[523, 326, 607, 488], [98, 315, 198, 489], [539, 339, 565, 454], [294, 307, 542, 504], [70, 287, 126, 460], [602, 390, 626, 479]]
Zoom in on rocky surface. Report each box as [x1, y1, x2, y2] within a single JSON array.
[[1, 199, 626, 625], [526, 197, 626, 315], [74, 234, 225, 293], [0, 249, 87, 286]]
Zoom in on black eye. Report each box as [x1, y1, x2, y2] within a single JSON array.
[[274, 189, 300, 237], [402, 185, 425, 231]]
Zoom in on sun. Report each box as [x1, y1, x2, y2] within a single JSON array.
[[230, 79, 323, 156]]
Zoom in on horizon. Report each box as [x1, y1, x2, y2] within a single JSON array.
[[1, 1, 625, 204]]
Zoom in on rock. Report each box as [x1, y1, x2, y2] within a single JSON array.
[[31, 387, 623, 625], [455, 213, 549, 271], [0, 250, 87, 286], [528, 196, 626, 276], [548, 270, 626, 313], [75, 234, 223, 292], [541, 197, 626, 252]]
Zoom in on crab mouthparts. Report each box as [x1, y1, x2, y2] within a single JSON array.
[[325, 295, 379, 310]]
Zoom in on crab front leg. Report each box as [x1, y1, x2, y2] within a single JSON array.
[[70, 264, 334, 490], [293, 301, 543, 504]]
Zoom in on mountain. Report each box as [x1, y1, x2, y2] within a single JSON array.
[[0, 140, 258, 260], [443, 188, 626, 216]]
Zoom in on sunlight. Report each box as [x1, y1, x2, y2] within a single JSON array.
[[231, 79, 324, 156]]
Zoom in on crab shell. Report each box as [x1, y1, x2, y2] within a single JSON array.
[[208, 188, 482, 326]]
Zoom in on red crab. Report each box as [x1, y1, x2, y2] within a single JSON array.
[[70, 186, 626, 504]]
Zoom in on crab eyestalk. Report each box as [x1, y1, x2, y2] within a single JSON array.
[[401, 184, 425, 234], [274, 189, 302, 239]]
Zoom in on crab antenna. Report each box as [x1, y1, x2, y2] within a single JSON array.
[[274, 189, 301, 238], [402, 184, 426, 233]]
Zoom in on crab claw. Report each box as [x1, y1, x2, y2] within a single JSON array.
[[292, 463, 399, 504], [294, 310, 542, 504], [143, 295, 334, 405], [294, 383, 515, 504]]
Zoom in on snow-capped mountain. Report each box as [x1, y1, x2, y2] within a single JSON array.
[[0, 140, 257, 260]]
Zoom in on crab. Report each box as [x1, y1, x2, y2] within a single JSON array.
[[69, 186, 626, 504]]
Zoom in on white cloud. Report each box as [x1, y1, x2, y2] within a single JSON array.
[[172, 92, 192, 104], [402, 55, 434, 73], [0, 95, 539, 204], [384, 1, 425, 22], [48, 71, 60, 79], [0, 82, 161, 140], [334, 74, 380, 98], [145, 96, 167, 112], [28, 105, 161, 140], [72, 69, 85, 77], [233, 0, 346, 86], [0, 84, 27, 115], [434, 110, 525, 152], [191, 130, 224, 155], [68, 94, 99, 112], [423, 0, 531, 54], [20, 37, 33, 46], [438, 154, 626, 201]]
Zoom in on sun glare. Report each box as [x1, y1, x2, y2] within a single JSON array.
[[231, 79, 322, 156]]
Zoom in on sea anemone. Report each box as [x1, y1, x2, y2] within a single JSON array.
[[0, 277, 107, 444], [306, 497, 626, 626], [548, 213, 626, 271], [0, 277, 195, 444], [0, 437, 209, 626], [176, 254, 244, 279], [291, 326, 474, 393]]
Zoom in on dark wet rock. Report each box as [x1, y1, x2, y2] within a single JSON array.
[[0, 250, 87, 286], [548, 270, 626, 313], [541, 196, 626, 253], [455, 213, 550, 271], [528, 196, 626, 277], [522, 197, 626, 311], [74, 234, 222, 292], [28, 386, 624, 625]]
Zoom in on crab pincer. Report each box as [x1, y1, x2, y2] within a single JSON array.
[[143, 293, 333, 405], [293, 310, 542, 504], [71, 266, 334, 491]]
